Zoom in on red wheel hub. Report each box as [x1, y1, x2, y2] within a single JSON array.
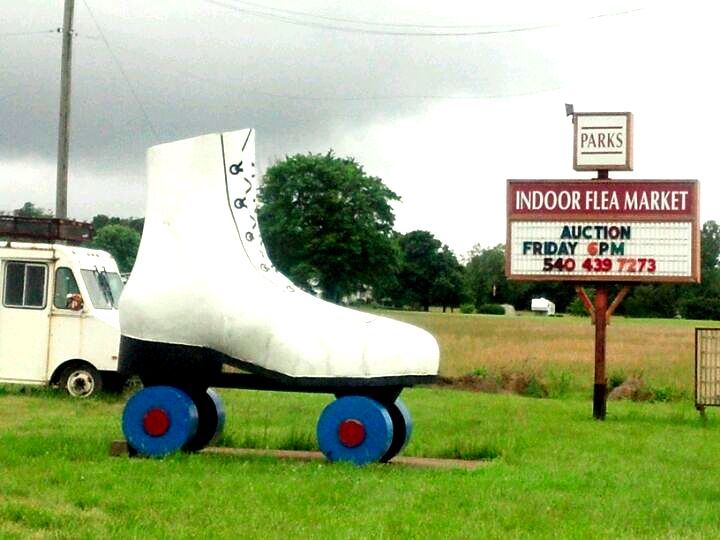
[[143, 407, 171, 437], [338, 419, 366, 448]]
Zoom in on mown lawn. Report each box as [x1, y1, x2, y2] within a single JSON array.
[[2, 384, 720, 538], [2, 312, 719, 538]]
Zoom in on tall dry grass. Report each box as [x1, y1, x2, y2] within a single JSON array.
[[380, 310, 720, 394]]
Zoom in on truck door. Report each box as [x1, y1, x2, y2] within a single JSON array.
[[47, 266, 83, 371], [0, 260, 51, 382]]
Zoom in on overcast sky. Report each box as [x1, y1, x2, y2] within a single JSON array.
[[1, 1, 717, 257]]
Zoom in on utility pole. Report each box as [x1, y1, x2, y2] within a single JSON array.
[[55, 0, 75, 219]]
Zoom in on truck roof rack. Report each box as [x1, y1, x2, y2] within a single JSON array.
[[0, 215, 93, 243]]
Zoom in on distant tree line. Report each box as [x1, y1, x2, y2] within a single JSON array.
[[6, 151, 720, 320], [3, 202, 142, 274], [461, 221, 720, 320], [257, 151, 720, 320]]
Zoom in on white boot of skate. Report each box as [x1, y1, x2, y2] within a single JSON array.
[[118, 130, 438, 463], [119, 129, 439, 386]]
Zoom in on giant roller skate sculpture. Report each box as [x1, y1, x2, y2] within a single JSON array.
[[119, 130, 439, 464]]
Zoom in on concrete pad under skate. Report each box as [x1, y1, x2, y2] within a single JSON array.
[[109, 441, 487, 470]]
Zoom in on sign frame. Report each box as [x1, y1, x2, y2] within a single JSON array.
[[505, 178, 700, 283], [573, 112, 633, 172]]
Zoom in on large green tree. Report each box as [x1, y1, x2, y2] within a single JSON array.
[[676, 220, 720, 319], [701, 220, 720, 271], [91, 224, 141, 273], [12, 202, 52, 218], [624, 220, 720, 319], [258, 152, 400, 303], [431, 246, 466, 312], [397, 231, 442, 310], [93, 214, 144, 235], [390, 231, 464, 311], [465, 244, 507, 309]]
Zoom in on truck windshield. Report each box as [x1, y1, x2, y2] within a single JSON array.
[[81, 269, 124, 309]]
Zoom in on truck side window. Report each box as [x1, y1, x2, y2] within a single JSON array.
[[54, 267, 81, 309], [3, 261, 47, 308]]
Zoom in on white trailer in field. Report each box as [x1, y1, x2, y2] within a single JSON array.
[[0, 217, 125, 396], [531, 297, 555, 316]]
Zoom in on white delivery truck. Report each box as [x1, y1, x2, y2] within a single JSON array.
[[0, 216, 125, 397]]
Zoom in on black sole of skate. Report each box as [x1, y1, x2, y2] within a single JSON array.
[[119, 336, 436, 403]]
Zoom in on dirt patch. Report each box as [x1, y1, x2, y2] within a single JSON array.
[[608, 376, 653, 401], [436, 370, 548, 398], [436, 375, 501, 393], [499, 371, 548, 397]]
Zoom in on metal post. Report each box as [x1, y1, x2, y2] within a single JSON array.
[[593, 284, 609, 419], [55, 0, 75, 219]]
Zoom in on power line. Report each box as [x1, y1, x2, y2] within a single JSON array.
[[220, 0, 523, 30], [117, 49, 565, 101], [81, 0, 160, 141], [95, 37, 562, 102], [75, 33, 102, 41], [204, 0, 643, 37], [0, 29, 57, 38], [92, 36, 564, 103], [0, 29, 100, 41], [204, 1, 558, 36]]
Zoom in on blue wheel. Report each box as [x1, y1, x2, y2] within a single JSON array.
[[184, 388, 226, 452], [122, 386, 199, 457], [381, 398, 413, 462], [316, 396, 393, 465]]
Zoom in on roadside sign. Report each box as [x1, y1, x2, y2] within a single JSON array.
[[507, 110, 700, 421], [506, 179, 700, 283], [574, 112, 633, 171]]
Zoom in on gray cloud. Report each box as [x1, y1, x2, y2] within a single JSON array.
[[4, 1, 714, 255], [2, 1, 569, 160]]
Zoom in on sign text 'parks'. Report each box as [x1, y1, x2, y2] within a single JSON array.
[[574, 112, 633, 171], [506, 180, 700, 283]]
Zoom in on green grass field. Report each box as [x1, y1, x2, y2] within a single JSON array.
[[2, 312, 720, 538], [385, 310, 720, 397]]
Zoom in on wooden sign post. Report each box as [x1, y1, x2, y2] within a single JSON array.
[[506, 113, 700, 419]]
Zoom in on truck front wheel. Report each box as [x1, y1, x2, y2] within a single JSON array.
[[60, 364, 103, 398]]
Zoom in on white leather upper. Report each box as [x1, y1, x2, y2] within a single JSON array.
[[119, 130, 440, 379]]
